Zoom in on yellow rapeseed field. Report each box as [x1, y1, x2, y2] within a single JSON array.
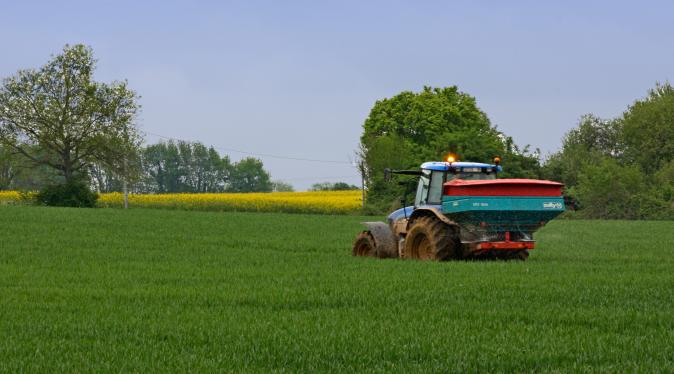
[[100, 190, 363, 214], [1, 190, 363, 214]]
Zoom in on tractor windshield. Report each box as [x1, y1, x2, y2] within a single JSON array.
[[449, 171, 496, 181]]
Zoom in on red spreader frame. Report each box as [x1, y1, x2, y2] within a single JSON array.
[[443, 178, 563, 197]]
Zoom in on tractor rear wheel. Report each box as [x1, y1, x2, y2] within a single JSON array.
[[352, 231, 377, 257], [513, 250, 529, 261], [495, 250, 529, 261], [402, 216, 457, 260]]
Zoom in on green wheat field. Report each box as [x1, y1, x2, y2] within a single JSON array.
[[0, 206, 672, 372]]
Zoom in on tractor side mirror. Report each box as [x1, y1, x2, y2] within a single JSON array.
[[384, 168, 392, 182]]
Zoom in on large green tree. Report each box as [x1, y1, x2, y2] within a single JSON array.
[[361, 86, 502, 163], [227, 157, 272, 193], [359, 86, 531, 209], [0, 44, 141, 186]]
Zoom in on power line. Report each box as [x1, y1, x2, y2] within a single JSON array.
[[144, 130, 354, 165], [141, 130, 364, 186]]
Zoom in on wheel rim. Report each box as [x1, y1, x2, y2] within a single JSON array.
[[417, 236, 432, 259], [411, 233, 432, 259]]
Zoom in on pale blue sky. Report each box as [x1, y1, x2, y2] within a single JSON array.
[[2, 1, 672, 189]]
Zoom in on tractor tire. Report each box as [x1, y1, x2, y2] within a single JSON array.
[[402, 216, 458, 261], [513, 250, 529, 261], [352, 231, 377, 257], [495, 250, 529, 261]]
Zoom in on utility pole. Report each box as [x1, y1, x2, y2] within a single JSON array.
[[361, 174, 365, 208], [123, 157, 128, 209], [358, 160, 366, 208]]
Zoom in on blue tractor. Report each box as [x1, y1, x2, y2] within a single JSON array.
[[353, 158, 565, 260]]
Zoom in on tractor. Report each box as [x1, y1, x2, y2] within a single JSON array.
[[353, 157, 565, 260]]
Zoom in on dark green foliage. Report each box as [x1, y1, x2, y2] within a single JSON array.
[[138, 142, 274, 193], [0, 206, 672, 371], [622, 83, 674, 174], [35, 180, 98, 207], [359, 133, 412, 211], [655, 159, 674, 203], [572, 158, 645, 219], [498, 142, 543, 180], [226, 157, 272, 192], [544, 84, 674, 219], [542, 114, 623, 188], [541, 115, 627, 213], [139, 140, 231, 193], [310, 181, 359, 191], [0, 138, 277, 194]]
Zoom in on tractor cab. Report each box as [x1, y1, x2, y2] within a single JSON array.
[[414, 161, 501, 207]]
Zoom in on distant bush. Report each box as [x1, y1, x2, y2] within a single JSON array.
[[571, 159, 642, 219], [311, 182, 359, 191], [36, 181, 99, 208], [572, 158, 674, 219], [271, 180, 295, 192]]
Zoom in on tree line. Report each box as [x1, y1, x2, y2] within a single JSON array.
[[131, 140, 274, 193], [540, 83, 674, 219], [0, 139, 279, 193]]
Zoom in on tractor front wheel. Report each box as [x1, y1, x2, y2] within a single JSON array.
[[402, 216, 457, 260]]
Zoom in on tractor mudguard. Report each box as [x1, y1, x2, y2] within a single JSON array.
[[408, 207, 456, 228], [360, 222, 398, 258]]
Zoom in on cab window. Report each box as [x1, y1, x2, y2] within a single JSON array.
[[415, 170, 445, 206], [427, 171, 445, 204], [414, 171, 430, 206], [447, 167, 497, 181]]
